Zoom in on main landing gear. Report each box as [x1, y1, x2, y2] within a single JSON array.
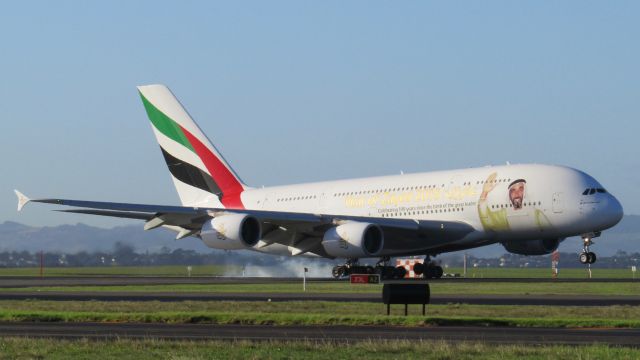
[[579, 233, 600, 265], [375, 256, 408, 279], [413, 256, 444, 279], [331, 257, 407, 280], [331, 258, 374, 278]]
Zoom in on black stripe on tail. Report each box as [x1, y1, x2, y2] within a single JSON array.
[[159, 147, 222, 197]]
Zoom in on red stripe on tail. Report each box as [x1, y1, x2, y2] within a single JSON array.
[[180, 126, 245, 209]]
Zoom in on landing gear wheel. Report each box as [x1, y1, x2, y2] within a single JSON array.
[[579, 252, 597, 265], [579, 252, 589, 264], [422, 265, 444, 279], [377, 266, 395, 279], [374, 257, 396, 280], [413, 262, 424, 276], [434, 266, 444, 279], [393, 266, 407, 279], [332, 258, 366, 279]]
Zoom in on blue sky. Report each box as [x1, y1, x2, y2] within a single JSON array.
[[2, 1, 638, 227]]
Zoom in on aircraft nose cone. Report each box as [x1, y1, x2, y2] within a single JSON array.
[[601, 194, 624, 229], [610, 195, 624, 225]]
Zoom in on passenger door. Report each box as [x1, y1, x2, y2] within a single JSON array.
[[552, 192, 564, 213]]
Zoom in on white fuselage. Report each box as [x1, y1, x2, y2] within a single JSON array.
[[238, 163, 623, 257]]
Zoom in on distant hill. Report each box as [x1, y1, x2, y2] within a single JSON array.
[[607, 214, 640, 234], [0, 221, 208, 253], [1, 215, 638, 257]]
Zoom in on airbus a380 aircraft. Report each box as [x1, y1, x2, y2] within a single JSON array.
[[15, 85, 624, 279]]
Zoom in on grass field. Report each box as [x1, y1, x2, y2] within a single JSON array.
[[1, 267, 637, 357], [446, 266, 638, 279], [4, 280, 638, 295], [0, 265, 637, 279], [4, 300, 639, 319], [0, 300, 638, 328], [0, 265, 231, 277], [0, 338, 638, 360]]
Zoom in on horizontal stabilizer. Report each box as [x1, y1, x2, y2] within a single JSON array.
[[14, 190, 30, 212]]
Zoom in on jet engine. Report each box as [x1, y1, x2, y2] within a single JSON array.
[[501, 238, 560, 256], [322, 222, 384, 258], [200, 213, 261, 250]]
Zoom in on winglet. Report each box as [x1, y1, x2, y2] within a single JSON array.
[[14, 190, 30, 212]]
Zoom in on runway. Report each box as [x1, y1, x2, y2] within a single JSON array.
[[0, 276, 636, 288], [1, 291, 639, 306], [0, 277, 637, 347], [0, 322, 637, 346], [0, 276, 638, 306]]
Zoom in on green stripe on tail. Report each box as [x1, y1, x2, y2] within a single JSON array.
[[139, 92, 194, 152]]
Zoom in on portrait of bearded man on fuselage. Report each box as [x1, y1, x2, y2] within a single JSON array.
[[508, 179, 526, 210], [477, 172, 551, 232]]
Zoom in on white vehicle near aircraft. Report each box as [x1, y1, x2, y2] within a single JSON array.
[[15, 85, 624, 279]]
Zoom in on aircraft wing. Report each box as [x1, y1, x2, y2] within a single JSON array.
[[15, 190, 474, 256]]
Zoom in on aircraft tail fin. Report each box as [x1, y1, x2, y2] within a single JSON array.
[[137, 84, 248, 209]]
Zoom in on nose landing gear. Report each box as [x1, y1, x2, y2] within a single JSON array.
[[579, 234, 599, 265]]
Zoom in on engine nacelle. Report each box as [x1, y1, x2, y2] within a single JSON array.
[[200, 213, 261, 250], [322, 222, 384, 258], [502, 238, 560, 256]]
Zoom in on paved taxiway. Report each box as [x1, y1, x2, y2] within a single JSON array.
[[0, 322, 637, 346]]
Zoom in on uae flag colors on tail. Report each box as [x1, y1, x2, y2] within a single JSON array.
[[137, 85, 246, 209]]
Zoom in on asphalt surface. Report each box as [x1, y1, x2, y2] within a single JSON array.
[[0, 322, 637, 346], [0, 276, 638, 306], [0, 276, 637, 288], [0, 277, 637, 346], [0, 291, 638, 306]]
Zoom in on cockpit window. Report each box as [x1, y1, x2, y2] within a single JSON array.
[[582, 188, 606, 195]]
